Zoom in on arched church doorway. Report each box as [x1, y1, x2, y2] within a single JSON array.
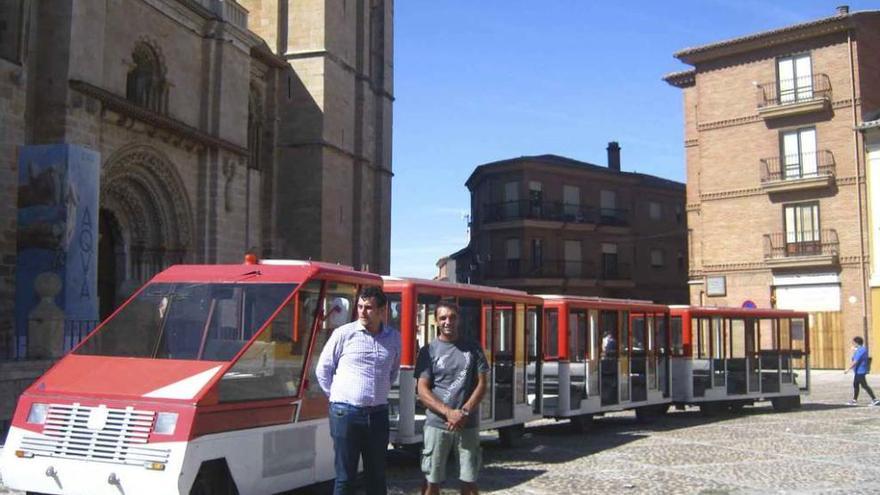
[[98, 145, 194, 317], [98, 209, 124, 319]]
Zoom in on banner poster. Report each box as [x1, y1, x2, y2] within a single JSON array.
[[15, 144, 100, 355]]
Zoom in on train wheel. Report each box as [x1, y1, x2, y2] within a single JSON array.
[[570, 414, 593, 433], [728, 402, 746, 413], [771, 395, 801, 412], [498, 424, 525, 447], [699, 402, 722, 417], [635, 404, 669, 423]]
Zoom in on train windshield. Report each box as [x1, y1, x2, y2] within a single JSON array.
[[75, 282, 296, 360]]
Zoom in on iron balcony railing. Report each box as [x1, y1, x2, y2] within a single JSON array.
[[756, 73, 831, 109], [483, 200, 598, 224], [482, 259, 632, 281], [760, 150, 835, 183], [763, 229, 839, 260], [483, 201, 632, 227]]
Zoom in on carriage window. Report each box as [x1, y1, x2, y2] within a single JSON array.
[[304, 282, 360, 403], [632, 314, 646, 356], [545, 309, 559, 358], [496, 306, 514, 353], [729, 318, 746, 358], [778, 318, 791, 350], [698, 318, 711, 359], [620, 311, 630, 356], [759, 319, 777, 350], [526, 306, 540, 361], [417, 294, 440, 350], [671, 316, 683, 355], [219, 281, 321, 402], [459, 298, 482, 343], [600, 310, 618, 357], [712, 317, 724, 359], [569, 310, 588, 362], [386, 293, 402, 331]]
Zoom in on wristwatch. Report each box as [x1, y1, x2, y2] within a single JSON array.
[[460, 407, 470, 417]]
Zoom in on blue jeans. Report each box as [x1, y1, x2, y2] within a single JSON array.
[[328, 402, 389, 495]]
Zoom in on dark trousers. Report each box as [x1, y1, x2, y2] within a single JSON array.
[[329, 402, 389, 495], [853, 373, 876, 400]]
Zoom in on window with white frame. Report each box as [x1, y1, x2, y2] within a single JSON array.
[[784, 203, 820, 255], [649, 201, 662, 220], [563, 185, 580, 220], [650, 249, 664, 267], [777, 54, 813, 104], [781, 127, 817, 179], [564, 240, 582, 277]]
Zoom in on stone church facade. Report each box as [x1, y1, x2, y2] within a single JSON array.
[[0, 0, 393, 361]]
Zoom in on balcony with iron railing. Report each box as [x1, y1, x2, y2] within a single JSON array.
[[756, 74, 831, 119], [763, 229, 839, 268], [481, 258, 633, 283], [760, 150, 835, 193], [481, 201, 631, 229], [483, 258, 597, 280]]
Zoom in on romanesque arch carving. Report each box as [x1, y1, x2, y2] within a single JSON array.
[[101, 144, 195, 280]]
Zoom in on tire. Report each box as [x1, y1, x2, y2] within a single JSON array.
[[190, 459, 239, 495], [771, 395, 801, 412], [498, 423, 525, 448], [699, 401, 721, 417], [569, 414, 593, 433], [636, 403, 670, 423]]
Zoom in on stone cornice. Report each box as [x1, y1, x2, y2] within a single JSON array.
[[697, 175, 863, 202], [684, 138, 699, 148], [70, 79, 247, 156], [693, 255, 868, 274], [696, 98, 858, 132]]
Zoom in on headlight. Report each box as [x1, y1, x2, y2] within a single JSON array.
[[154, 412, 178, 435], [26, 403, 49, 424]]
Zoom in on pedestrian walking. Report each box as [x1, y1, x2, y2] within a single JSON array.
[[844, 336, 880, 406], [414, 300, 489, 495], [316, 286, 401, 495]]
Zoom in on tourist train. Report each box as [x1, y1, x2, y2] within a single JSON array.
[[0, 257, 809, 495]]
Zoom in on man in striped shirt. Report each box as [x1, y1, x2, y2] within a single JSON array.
[[316, 286, 401, 495]]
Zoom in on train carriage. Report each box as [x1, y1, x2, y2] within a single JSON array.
[[669, 306, 810, 413], [381, 277, 544, 446], [537, 296, 672, 428], [0, 258, 382, 495]]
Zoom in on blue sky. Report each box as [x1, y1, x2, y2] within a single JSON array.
[[389, 1, 876, 279]]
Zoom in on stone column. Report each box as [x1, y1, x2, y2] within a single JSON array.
[[27, 272, 65, 358]]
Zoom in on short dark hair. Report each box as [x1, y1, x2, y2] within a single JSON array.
[[359, 286, 387, 307], [854, 336, 864, 345], [434, 299, 460, 318]]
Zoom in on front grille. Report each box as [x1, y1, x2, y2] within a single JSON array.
[[19, 403, 170, 466]]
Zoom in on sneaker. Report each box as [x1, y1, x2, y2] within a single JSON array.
[[872, 399, 880, 406], [847, 399, 858, 406]]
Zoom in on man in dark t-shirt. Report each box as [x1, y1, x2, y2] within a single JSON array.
[[414, 301, 489, 495]]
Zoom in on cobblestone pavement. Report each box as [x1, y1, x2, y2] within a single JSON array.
[[3, 370, 879, 494]]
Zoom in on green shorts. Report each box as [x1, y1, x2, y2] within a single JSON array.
[[421, 425, 482, 484]]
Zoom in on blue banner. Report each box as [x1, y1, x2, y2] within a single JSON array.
[[15, 144, 100, 356]]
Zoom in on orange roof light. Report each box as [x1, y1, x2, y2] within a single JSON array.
[[244, 253, 259, 265]]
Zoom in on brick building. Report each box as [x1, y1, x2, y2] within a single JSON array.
[[664, 6, 880, 368], [455, 146, 688, 303], [0, 0, 392, 432]]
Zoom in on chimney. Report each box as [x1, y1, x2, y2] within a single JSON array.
[[837, 5, 849, 15], [607, 141, 621, 172]]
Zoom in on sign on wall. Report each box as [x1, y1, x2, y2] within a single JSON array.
[[706, 275, 726, 297]]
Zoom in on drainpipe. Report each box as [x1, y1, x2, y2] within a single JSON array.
[[848, 28, 870, 350]]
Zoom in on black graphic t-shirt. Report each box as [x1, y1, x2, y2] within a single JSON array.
[[414, 338, 489, 429]]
